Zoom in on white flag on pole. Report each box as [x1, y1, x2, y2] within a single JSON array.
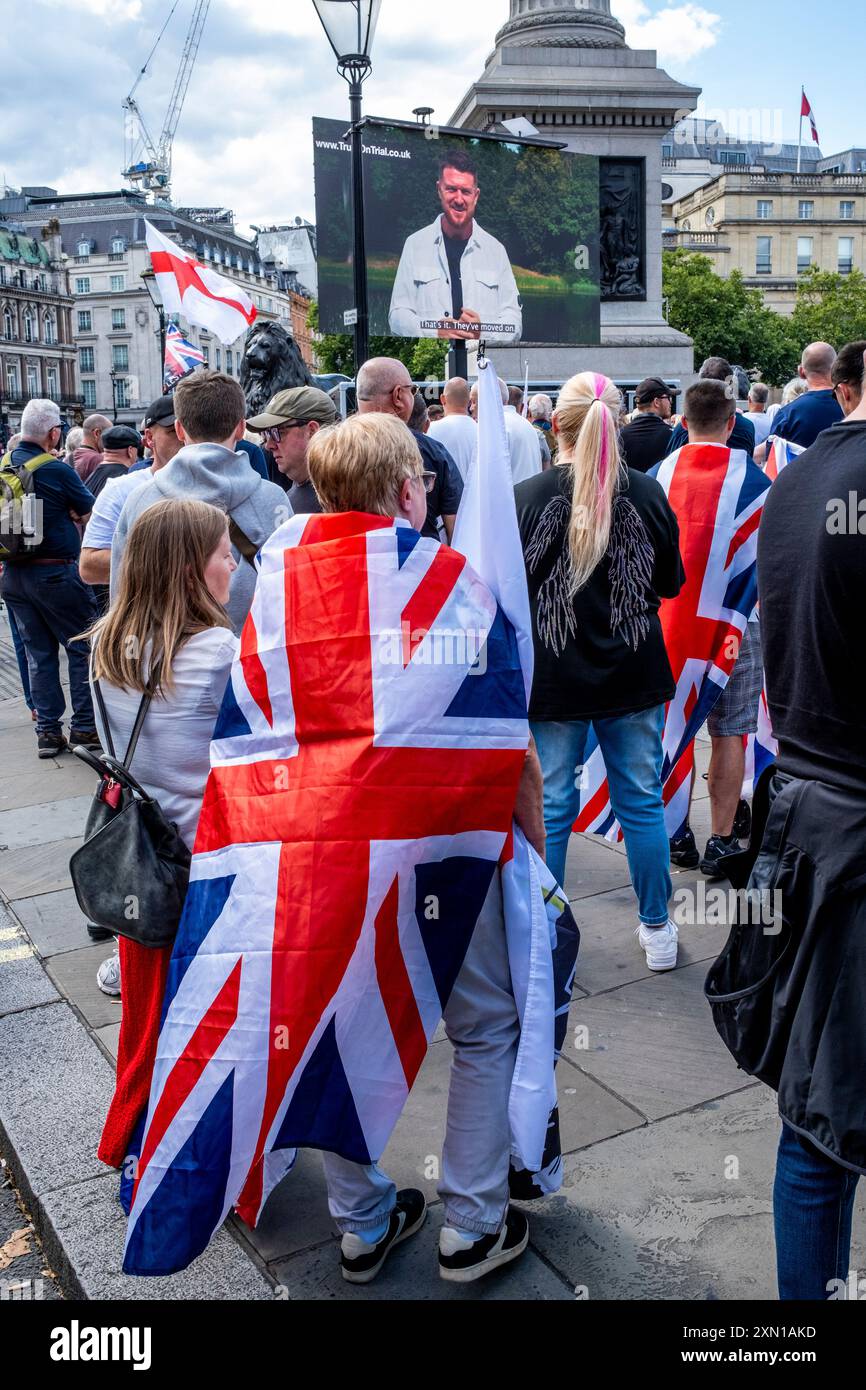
[[145, 219, 257, 346]]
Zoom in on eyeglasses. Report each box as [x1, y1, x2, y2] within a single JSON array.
[[396, 383, 418, 398], [261, 421, 309, 444], [414, 471, 437, 495]]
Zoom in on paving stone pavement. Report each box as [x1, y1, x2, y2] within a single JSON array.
[[0, 631, 863, 1300]]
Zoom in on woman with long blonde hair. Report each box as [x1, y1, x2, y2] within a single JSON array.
[[87, 498, 239, 1182], [516, 371, 686, 972]]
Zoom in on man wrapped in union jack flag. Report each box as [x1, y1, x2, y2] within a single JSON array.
[[654, 380, 771, 879], [122, 409, 569, 1286]]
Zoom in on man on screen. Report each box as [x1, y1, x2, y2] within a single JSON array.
[[389, 149, 523, 345]]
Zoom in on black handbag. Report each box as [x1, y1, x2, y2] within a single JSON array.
[[69, 674, 191, 948]]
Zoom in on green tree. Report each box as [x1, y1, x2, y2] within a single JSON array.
[[790, 267, 866, 349], [307, 301, 448, 380], [662, 249, 798, 383]]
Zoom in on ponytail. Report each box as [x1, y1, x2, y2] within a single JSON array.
[[553, 372, 624, 594]]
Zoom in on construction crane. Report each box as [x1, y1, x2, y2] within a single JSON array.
[[123, 0, 211, 205]]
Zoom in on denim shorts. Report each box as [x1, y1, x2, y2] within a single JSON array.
[[708, 621, 763, 738]]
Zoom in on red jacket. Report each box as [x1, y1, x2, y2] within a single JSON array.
[[73, 444, 102, 483]]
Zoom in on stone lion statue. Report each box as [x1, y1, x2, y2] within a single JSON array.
[[239, 322, 313, 416]]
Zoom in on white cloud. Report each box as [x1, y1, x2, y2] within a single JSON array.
[[615, 0, 722, 64]]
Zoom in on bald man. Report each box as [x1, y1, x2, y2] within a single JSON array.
[[428, 376, 477, 483], [73, 414, 112, 483], [356, 357, 463, 541], [757, 342, 843, 461]]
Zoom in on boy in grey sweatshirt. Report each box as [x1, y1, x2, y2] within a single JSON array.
[[110, 371, 290, 634]]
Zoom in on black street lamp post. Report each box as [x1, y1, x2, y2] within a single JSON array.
[[313, 1, 381, 373], [141, 268, 168, 394], [109, 368, 119, 423]]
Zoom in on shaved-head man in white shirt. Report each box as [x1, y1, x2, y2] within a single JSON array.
[[428, 377, 477, 483]]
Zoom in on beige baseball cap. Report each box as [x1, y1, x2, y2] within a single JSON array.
[[247, 386, 338, 430]]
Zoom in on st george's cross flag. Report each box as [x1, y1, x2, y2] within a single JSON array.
[[163, 322, 205, 390], [765, 435, 806, 483], [576, 443, 771, 842], [454, 358, 579, 1198], [122, 510, 532, 1275], [801, 91, 820, 146], [145, 219, 257, 345]]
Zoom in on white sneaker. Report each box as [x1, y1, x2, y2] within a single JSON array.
[[96, 951, 121, 997], [637, 920, 678, 972]]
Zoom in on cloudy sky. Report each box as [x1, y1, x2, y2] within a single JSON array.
[[1, 0, 856, 238]]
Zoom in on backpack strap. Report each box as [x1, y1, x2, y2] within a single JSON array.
[[0, 451, 55, 474], [91, 659, 162, 771], [228, 516, 259, 569]]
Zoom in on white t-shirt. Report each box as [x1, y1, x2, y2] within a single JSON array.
[[428, 415, 478, 483], [82, 468, 153, 551], [503, 406, 543, 485], [92, 628, 239, 850]]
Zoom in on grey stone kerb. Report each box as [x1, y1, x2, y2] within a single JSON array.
[[496, 0, 626, 52]]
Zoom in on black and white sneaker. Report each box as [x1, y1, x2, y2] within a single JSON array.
[[439, 1207, 529, 1284], [700, 834, 740, 881], [340, 1188, 427, 1284]]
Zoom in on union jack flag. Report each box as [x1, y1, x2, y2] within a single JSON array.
[[163, 322, 205, 390], [575, 445, 771, 842], [764, 435, 806, 483], [122, 511, 529, 1276]]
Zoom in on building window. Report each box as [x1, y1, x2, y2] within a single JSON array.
[[2, 306, 13, 339], [76, 239, 90, 258], [6, 363, 19, 397], [115, 379, 130, 409], [111, 308, 126, 330], [111, 237, 125, 254], [226, 349, 233, 375], [215, 347, 222, 371], [838, 237, 855, 275], [23, 308, 36, 343], [719, 150, 747, 166], [112, 345, 129, 370], [797, 236, 814, 273], [756, 200, 773, 220], [840, 201, 855, 220], [798, 200, 815, 220], [202, 345, 210, 366], [75, 276, 91, 295], [47, 367, 59, 399], [26, 366, 39, 398], [756, 236, 772, 275], [110, 274, 125, 292], [79, 346, 95, 372], [82, 379, 97, 409], [43, 313, 56, 345], [78, 309, 92, 332]]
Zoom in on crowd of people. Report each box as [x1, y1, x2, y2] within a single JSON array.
[[0, 332, 863, 1297]]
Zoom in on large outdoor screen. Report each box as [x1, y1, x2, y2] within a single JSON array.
[[313, 117, 601, 347]]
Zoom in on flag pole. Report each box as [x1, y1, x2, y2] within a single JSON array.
[[797, 87, 803, 174]]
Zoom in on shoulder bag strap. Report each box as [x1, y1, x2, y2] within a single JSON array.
[[92, 659, 162, 771], [91, 678, 117, 761], [228, 516, 259, 569]]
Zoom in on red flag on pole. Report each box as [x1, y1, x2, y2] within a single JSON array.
[[801, 91, 820, 145]]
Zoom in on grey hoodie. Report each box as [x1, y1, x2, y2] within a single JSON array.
[[110, 443, 291, 633]]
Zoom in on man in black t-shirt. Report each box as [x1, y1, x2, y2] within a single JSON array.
[[87, 425, 141, 500], [356, 358, 463, 541], [620, 377, 675, 473]]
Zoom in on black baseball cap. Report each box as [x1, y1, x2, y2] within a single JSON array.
[[102, 425, 142, 450], [635, 377, 675, 406], [142, 394, 176, 430]]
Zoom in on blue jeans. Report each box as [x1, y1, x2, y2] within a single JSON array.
[[774, 1123, 860, 1300], [531, 706, 671, 926], [0, 562, 97, 735], [5, 603, 34, 709]]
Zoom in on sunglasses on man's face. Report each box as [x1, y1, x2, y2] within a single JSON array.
[[261, 421, 309, 444]]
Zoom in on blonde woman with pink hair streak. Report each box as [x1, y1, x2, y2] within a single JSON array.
[[515, 371, 686, 972]]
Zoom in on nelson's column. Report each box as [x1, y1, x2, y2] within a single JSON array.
[[450, 0, 701, 382]]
